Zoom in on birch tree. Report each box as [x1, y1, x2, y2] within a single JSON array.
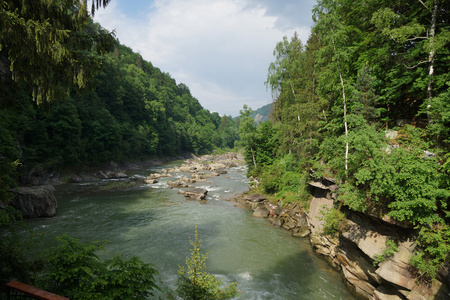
[[371, 0, 450, 122], [313, 0, 353, 176]]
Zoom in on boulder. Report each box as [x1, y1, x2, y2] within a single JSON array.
[[308, 181, 338, 192], [179, 166, 194, 172], [144, 178, 158, 184], [244, 194, 266, 203], [292, 227, 310, 238], [252, 205, 269, 218], [168, 180, 189, 188], [11, 186, 57, 218], [184, 188, 208, 200], [266, 203, 281, 216], [148, 173, 162, 179], [209, 163, 226, 171], [267, 216, 283, 227], [216, 168, 227, 174], [115, 172, 128, 178], [282, 218, 297, 230]]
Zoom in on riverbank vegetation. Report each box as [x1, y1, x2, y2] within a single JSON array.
[[239, 0, 450, 280]]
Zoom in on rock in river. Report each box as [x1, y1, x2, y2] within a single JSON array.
[[10, 186, 57, 218]]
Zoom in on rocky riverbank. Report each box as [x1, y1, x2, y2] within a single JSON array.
[[230, 177, 450, 300], [5, 152, 245, 218]]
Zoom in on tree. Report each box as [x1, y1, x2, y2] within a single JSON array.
[[238, 105, 257, 170], [173, 226, 239, 300], [0, 0, 115, 104], [349, 65, 380, 127], [313, 0, 352, 175]]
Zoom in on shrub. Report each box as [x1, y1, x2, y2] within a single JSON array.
[[319, 206, 346, 236], [39, 235, 159, 299], [173, 226, 239, 300]]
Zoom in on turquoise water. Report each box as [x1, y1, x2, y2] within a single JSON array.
[[27, 162, 355, 299]]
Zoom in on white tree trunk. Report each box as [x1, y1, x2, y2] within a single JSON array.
[[426, 0, 437, 122], [332, 38, 349, 175]]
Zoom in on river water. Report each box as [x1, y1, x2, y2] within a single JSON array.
[[27, 160, 355, 299]]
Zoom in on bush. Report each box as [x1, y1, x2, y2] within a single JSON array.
[[319, 206, 346, 236], [39, 235, 159, 299]]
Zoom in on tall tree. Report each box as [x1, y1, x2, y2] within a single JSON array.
[[313, 0, 353, 175], [238, 105, 257, 170]]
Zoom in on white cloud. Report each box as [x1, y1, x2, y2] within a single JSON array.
[[94, 0, 313, 116]]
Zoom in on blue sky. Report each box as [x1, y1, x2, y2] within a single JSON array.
[[93, 0, 316, 116]]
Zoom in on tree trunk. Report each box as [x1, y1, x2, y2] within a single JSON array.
[[332, 38, 349, 175], [310, 64, 316, 157], [426, 0, 437, 123], [250, 146, 257, 169]]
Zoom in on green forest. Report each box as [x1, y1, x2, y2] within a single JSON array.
[[1, 0, 450, 298], [239, 0, 450, 280], [0, 1, 240, 298]]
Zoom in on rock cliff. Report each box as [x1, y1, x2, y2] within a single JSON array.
[[239, 177, 450, 300]]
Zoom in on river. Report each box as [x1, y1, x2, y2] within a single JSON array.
[[27, 160, 355, 299]]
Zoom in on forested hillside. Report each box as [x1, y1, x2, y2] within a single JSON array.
[[239, 0, 450, 281], [0, 5, 239, 180]]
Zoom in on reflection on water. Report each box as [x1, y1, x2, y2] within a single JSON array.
[[27, 164, 355, 299]]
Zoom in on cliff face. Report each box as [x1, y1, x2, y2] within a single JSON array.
[[307, 180, 449, 300], [242, 179, 450, 300]]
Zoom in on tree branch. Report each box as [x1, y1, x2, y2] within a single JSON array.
[[417, 0, 431, 12], [403, 60, 428, 69]]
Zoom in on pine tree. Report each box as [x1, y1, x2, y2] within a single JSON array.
[[174, 226, 239, 300]]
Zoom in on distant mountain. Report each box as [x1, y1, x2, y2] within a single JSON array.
[[251, 103, 272, 123]]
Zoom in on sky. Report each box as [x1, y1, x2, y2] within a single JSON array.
[[93, 0, 317, 117]]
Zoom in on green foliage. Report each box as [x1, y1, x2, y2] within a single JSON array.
[[410, 225, 450, 279], [258, 0, 450, 281], [173, 226, 239, 300], [0, 0, 115, 104], [373, 239, 399, 267], [0, 213, 45, 285], [319, 206, 346, 236], [0, 159, 20, 205], [39, 235, 159, 299], [0, 33, 240, 172]]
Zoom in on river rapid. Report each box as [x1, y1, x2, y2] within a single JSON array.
[[27, 159, 355, 299]]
